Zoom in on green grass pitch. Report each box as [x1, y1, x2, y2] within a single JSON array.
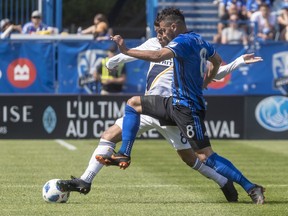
[[0, 139, 287, 216]]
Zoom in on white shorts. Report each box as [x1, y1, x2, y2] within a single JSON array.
[[115, 114, 191, 150]]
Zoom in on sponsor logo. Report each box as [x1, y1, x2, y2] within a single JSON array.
[[0, 126, 7, 134], [272, 52, 288, 95], [208, 73, 231, 89], [77, 49, 107, 94], [205, 120, 240, 138], [7, 58, 36, 88], [78, 74, 95, 87], [168, 41, 177, 48], [42, 106, 57, 134], [255, 96, 288, 132]]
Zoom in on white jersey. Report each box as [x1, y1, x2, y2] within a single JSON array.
[[107, 38, 174, 96], [108, 38, 246, 150], [107, 37, 245, 97]]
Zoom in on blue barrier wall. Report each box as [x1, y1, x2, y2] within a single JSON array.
[[0, 40, 287, 96]]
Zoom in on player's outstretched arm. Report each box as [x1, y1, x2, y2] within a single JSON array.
[[214, 53, 263, 80], [111, 35, 173, 62], [106, 53, 136, 70], [106, 37, 159, 69]]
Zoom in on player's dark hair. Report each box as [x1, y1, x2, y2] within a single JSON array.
[[156, 8, 185, 25], [154, 15, 160, 27]]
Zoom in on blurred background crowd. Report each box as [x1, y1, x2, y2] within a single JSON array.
[[1, 0, 288, 43], [0, 0, 146, 40], [213, 0, 288, 43]]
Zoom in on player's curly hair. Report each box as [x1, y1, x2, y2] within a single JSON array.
[[155, 8, 185, 25]]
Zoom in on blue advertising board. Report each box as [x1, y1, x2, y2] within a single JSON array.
[[0, 40, 288, 96], [0, 41, 55, 93], [57, 40, 149, 94], [205, 43, 288, 96]]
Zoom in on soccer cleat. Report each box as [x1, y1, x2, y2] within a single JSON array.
[[220, 180, 238, 202], [248, 184, 265, 204], [96, 153, 131, 170], [57, 176, 91, 195]]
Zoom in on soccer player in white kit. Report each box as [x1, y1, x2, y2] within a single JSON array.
[[57, 32, 262, 202]]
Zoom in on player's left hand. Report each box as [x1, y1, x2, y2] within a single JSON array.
[[110, 35, 128, 54]]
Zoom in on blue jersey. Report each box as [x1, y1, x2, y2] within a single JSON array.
[[165, 31, 215, 110]]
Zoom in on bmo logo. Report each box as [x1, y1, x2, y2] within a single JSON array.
[[7, 58, 36, 88], [207, 61, 231, 89], [208, 73, 231, 89]]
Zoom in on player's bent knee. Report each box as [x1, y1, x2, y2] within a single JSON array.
[[127, 96, 141, 108], [196, 147, 214, 162]]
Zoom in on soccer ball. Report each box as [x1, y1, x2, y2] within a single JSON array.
[[42, 179, 70, 203]]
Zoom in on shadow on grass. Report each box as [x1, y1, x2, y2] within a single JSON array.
[[65, 200, 285, 205]]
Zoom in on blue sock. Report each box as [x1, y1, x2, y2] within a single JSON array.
[[118, 105, 140, 157], [205, 153, 255, 192]]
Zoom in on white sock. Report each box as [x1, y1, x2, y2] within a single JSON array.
[[80, 138, 115, 183], [193, 158, 228, 188]]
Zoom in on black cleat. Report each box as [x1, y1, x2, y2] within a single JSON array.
[[96, 153, 131, 170], [248, 184, 265, 204], [57, 176, 91, 195], [220, 180, 238, 202]]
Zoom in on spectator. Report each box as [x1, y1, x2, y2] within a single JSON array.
[[81, 13, 111, 40], [277, 2, 288, 41], [221, 14, 248, 44], [216, 0, 247, 18], [22, 10, 49, 34], [213, 3, 247, 43], [250, 3, 276, 42], [0, 18, 22, 39], [94, 46, 126, 95], [246, 0, 273, 18], [225, 0, 247, 17]]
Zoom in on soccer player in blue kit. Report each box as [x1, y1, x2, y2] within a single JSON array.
[[101, 8, 265, 204]]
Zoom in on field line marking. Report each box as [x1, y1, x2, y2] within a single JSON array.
[[9, 184, 288, 188], [55, 139, 77, 151]]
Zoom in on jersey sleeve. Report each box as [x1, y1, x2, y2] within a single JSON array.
[[166, 34, 215, 59], [106, 37, 160, 69], [214, 56, 245, 80], [203, 40, 216, 58], [106, 53, 135, 69], [165, 36, 187, 58]]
